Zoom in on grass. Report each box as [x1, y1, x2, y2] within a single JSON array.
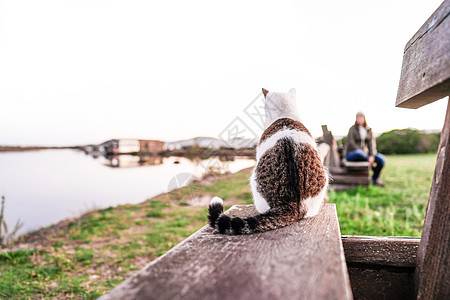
[[0, 196, 210, 299], [328, 153, 436, 236], [0, 154, 435, 299]]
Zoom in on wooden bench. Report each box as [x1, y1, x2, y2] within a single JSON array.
[[343, 2, 450, 297], [100, 204, 352, 300], [100, 2, 449, 299], [321, 125, 370, 191], [396, 1, 450, 298]]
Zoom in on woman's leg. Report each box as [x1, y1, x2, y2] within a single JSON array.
[[345, 149, 368, 162], [372, 153, 386, 182]]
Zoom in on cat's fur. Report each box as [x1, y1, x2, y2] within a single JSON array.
[[208, 88, 328, 234]]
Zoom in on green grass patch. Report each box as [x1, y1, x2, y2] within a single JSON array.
[[146, 210, 164, 218], [328, 153, 435, 236], [148, 200, 169, 210], [75, 248, 95, 265], [0, 249, 94, 299]]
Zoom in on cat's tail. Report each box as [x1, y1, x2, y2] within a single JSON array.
[[207, 197, 224, 228], [207, 197, 300, 235]]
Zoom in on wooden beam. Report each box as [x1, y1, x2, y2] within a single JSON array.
[[342, 236, 419, 300], [331, 174, 370, 185], [100, 204, 353, 300], [396, 1, 450, 108], [415, 99, 450, 299], [347, 266, 414, 300], [342, 235, 420, 268], [329, 166, 369, 176]]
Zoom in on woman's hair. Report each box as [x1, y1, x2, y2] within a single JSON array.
[[355, 112, 368, 127], [354, 119, 367, 127]]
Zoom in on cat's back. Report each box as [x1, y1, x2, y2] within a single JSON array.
[[255, 118, 327, 202]]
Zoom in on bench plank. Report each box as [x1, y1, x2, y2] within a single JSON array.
[[396, 1, 450, 108], [100, 204, 353, 300], [329, 166, 369, 176], [331, 174, 370, 185], [347, 266, 414, 300], [342, 236, 419, 300], [342, 235, 420, 268]]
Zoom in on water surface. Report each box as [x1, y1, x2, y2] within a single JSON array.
[[0, 150, 255, 233]]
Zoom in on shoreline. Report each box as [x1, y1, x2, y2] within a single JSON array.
[[0, 167, 254, 298], [0, 146, 78, 152], [7, 167, 254, 250], [0, 146, 256, 159]]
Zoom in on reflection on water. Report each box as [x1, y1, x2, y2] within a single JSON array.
[[0, 150, 255, 234], [103, 155, 164, 168]]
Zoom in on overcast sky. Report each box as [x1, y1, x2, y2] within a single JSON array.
[[0, 0, 447, 146]]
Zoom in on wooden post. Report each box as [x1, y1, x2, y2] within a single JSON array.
[[415, 98, 450, 299], [321, 125, 340, 168], [396, 1, 450, 109], [395, 1, 450, 297]]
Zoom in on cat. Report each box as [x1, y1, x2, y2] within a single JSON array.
[[208, 88, 328, 235]]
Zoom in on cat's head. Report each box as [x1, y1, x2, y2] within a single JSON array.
[[262, 88, 300, 127]]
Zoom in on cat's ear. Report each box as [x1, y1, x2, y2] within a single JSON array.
[[288, 88, 296, 97], [262, 88, 269, 98]]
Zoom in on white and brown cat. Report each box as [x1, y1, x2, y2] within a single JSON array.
[[208, 88, 328, 234]]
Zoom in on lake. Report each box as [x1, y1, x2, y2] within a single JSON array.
[[0, 150, 255, 234]]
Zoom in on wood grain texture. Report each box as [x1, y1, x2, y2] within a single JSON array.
[[415, 99, 450, 299], [342, 235, 420, 267], [328, 166, 369, 191], [331, 174, 370, 185], [100, 204, 353, 300], [343, 236, 417, 300], [335, 216, 420, 296], [347, 267, 414, 300], [396, 1, 450, 108], [329, 167, 369, 176]]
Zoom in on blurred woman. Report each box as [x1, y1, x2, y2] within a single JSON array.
[[345, 112, 386, 186]]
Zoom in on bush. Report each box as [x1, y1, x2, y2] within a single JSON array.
[[376, 129, 440, 154]]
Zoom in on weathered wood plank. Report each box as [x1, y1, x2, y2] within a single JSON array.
[[342, 235, 420, 267], [415, 98, 450, 299], [331, 174, 370, 185], [322, 125, 341, 168], [347, 266, 414, 300], [329, 166, 369, 176], [100, 204, 353, 300], [396, 1, 450, 108], [328, 167, 369, 191], [342, 236, 418, 300]]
